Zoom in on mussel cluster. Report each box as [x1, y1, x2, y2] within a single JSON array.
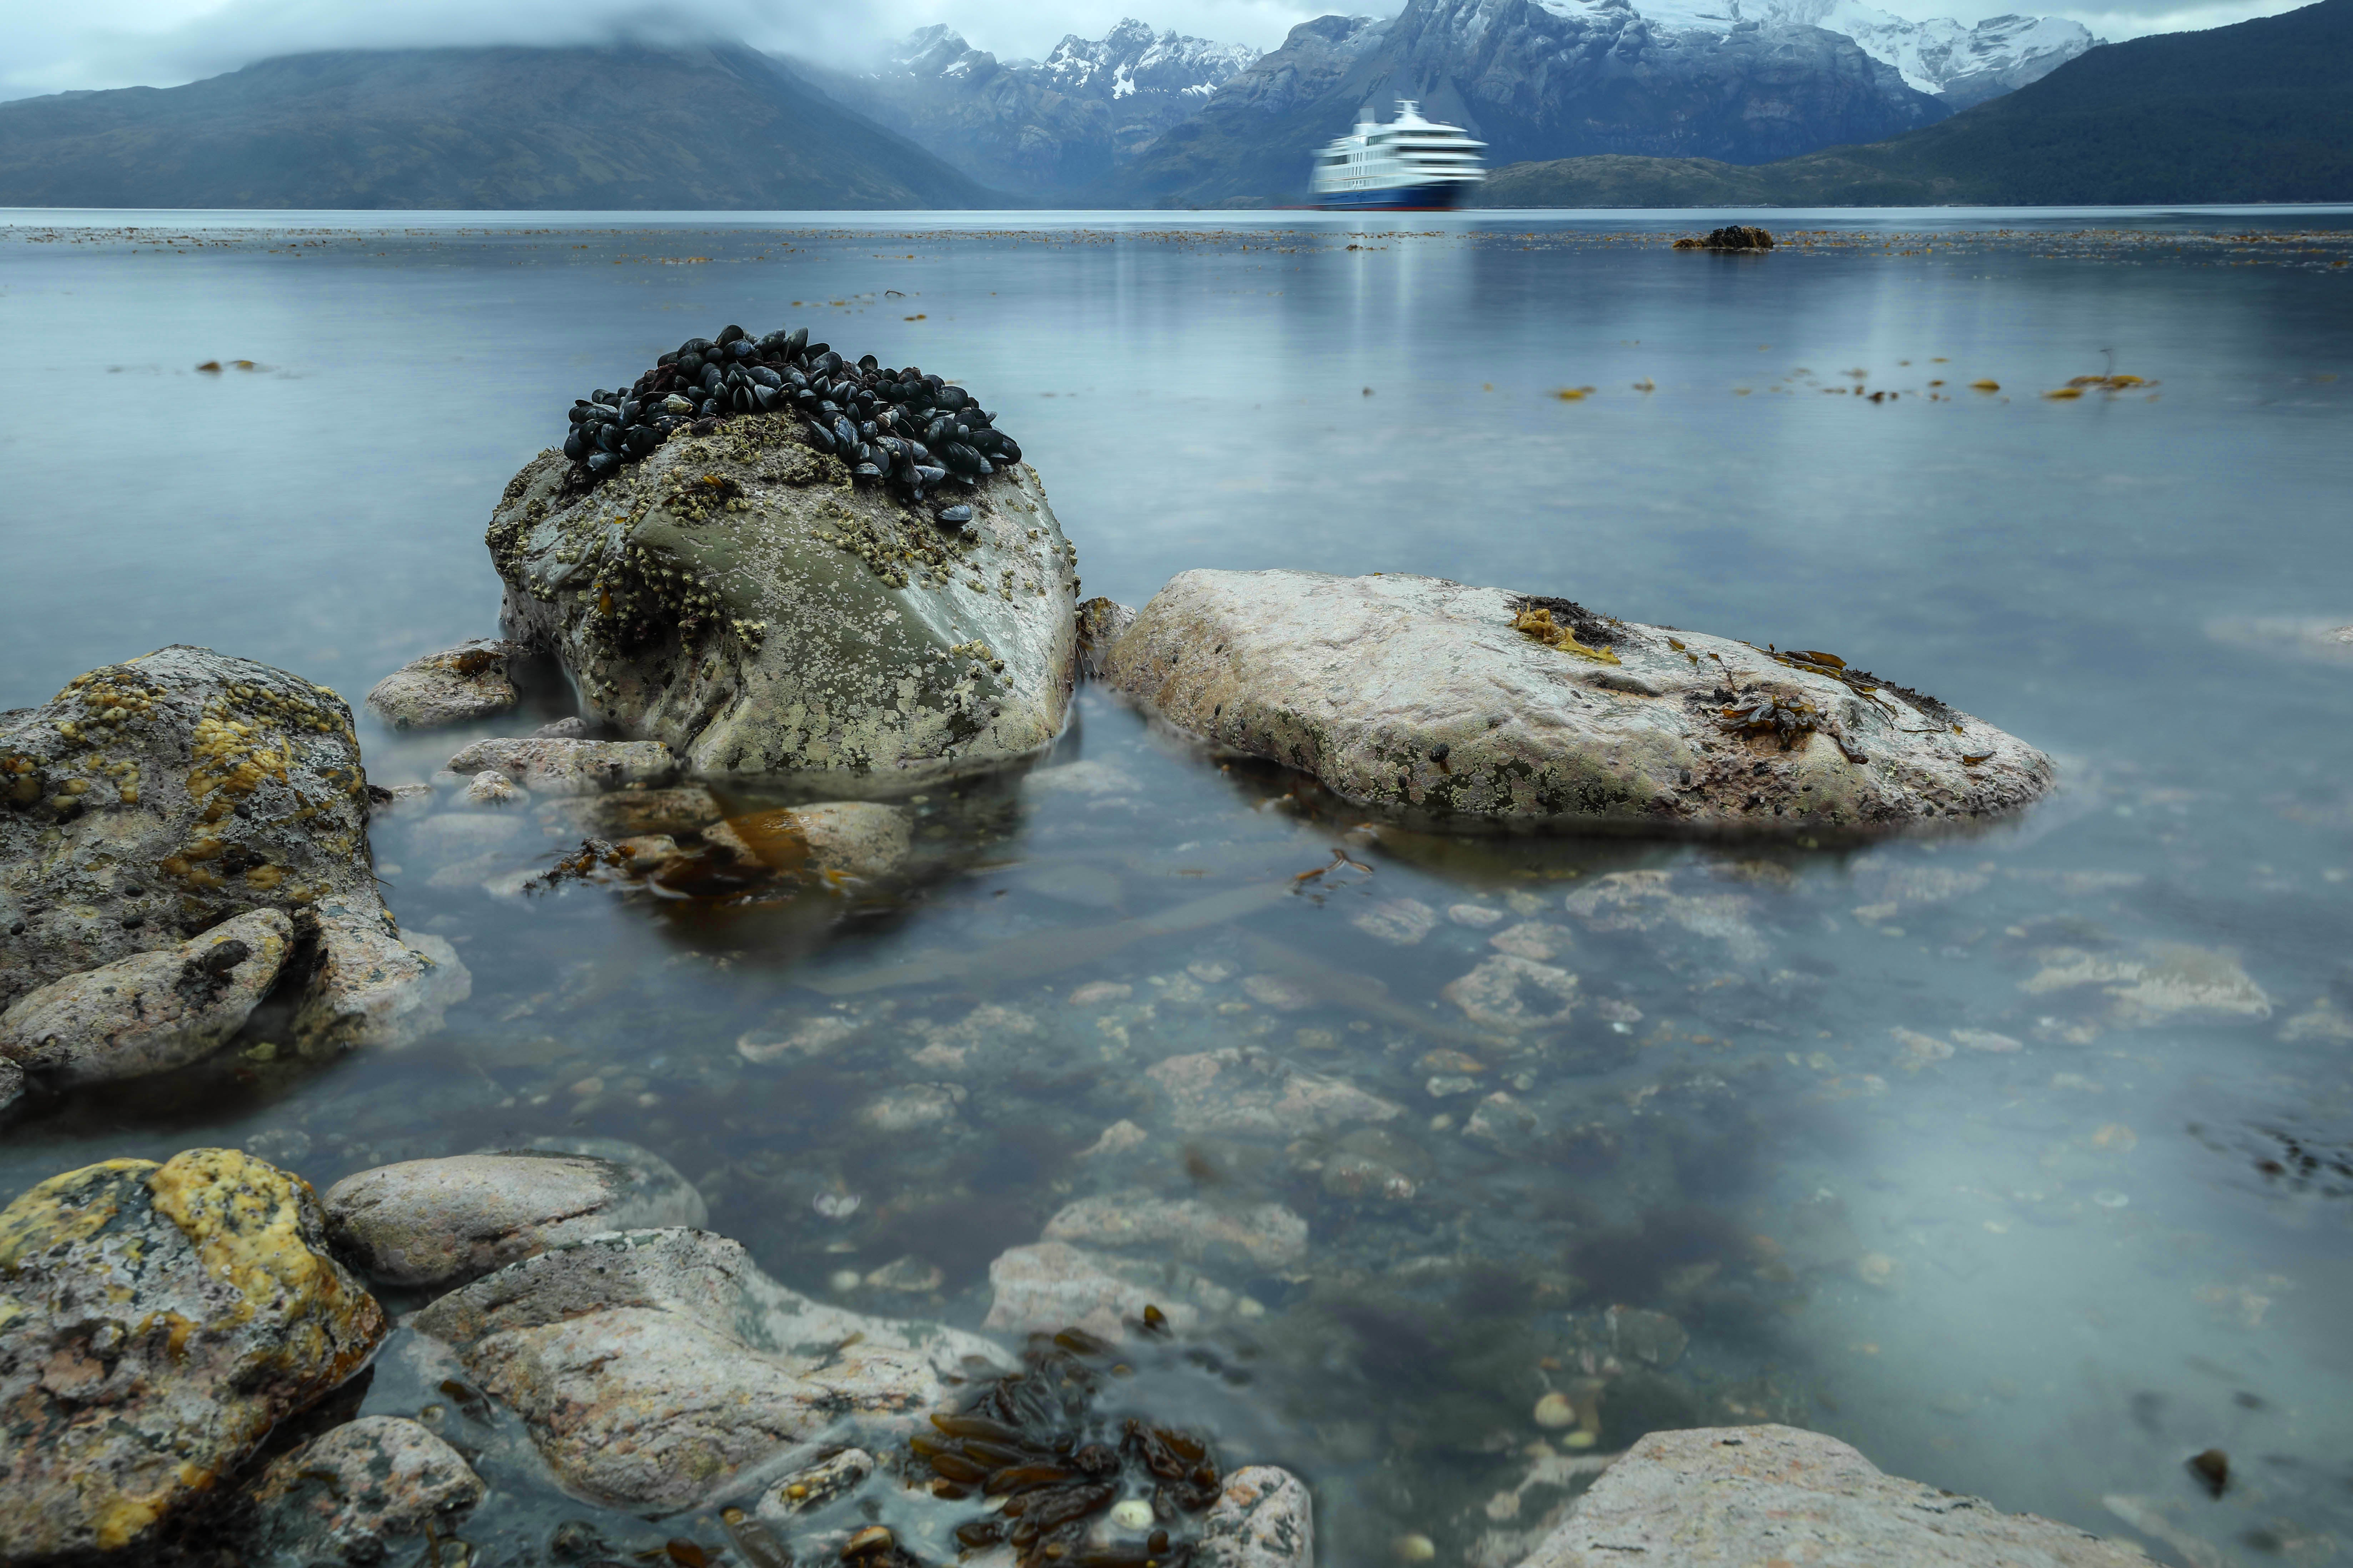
[[563, 323, 1021, 502], [912, 1323, 1222, 1568]]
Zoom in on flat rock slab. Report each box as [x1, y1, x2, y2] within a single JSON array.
[[0, 1149, 386, 1559], [1102, 571, 2052, 834], [324, 1139, 708, 1288], [444, 736, 678, 796], [1516, 1424, 2152, 1567], [0, 907, 291, 1086], [364, 639, 523, 730], [411, 1227, 1009, 1512], [488, 418, 1080, 782]]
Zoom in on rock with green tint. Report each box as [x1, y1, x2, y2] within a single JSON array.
[[486, 414, 1080, 785]]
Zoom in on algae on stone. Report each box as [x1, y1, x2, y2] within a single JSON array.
[[0, 1149, 386, 1559]]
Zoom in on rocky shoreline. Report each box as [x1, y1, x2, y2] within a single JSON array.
[[0, 321, 2080, 1568]]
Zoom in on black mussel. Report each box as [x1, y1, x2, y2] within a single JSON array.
[[563, 429, 587, 461], [730, 386, 750, 413], [997, 438, 1022, 464], [699, 399, 721, 419], [878, 437, 908, 466], [926, 415, 955, 445], [750, 366, 782, 389], [942, 440, 982, 474], [676, 351, 703, 376], [938, 385, 970, 411], [755, 330, 791, 354], [785, 326, 808, 356], [915, 464, 947, 485], [730, 339, 755, 360], [697, 365, 720, 392], [858, 352, 878, 371], [717, 324, 745, 345], [817, 400, 841, 418], [833, 415, 858, 451], [974, 457, 994, 476], [936, 504, 973, 527], [619, 399, 640, 423], [626, 426, 660, 456], [753, 384, 780, 411], [585, 451, 617, 475], [859, 419, 878, 439], [679, 337, 714, 356], [804, 420, 835, 452], [657, 350, 678, 366], [816, 349, 840, 374], [796, 389, 818, 408], [784, 367, 809, 391], [853, 462, 883, 481], [966, 408, 994, 428], [568, 402, 594, 424], [853, 390, 876, 415], [595, 423, 622, 453]]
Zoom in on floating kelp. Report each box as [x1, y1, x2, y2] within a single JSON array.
[[563, 322, 1020, 505], [912, 1325, 1221, 1567]]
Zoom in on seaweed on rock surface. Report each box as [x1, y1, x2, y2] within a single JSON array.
[[561, 322, 1020, 511], [911, 1320, 1223, 1567]]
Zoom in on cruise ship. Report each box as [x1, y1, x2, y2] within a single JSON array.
[[1309, 101, 1486, 210]]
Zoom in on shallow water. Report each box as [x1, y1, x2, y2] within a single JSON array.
[[4, 207, 2353, 1567]]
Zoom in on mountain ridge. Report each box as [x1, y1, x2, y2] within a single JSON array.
[[1471, 0, 2353, 205], [0, 43, 993, 209]]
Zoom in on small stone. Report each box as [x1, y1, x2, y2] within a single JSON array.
[[1079, 1119, 1150, 1159], [756, 1448, 876, 1524], [364, 639, 522, 730], [864, 1256, 946, 1293], [1241, 973, 1316, 1011], [442, 737, 678, 797], [1109, 1498, 1156, 1531], [1534, 1391, 1579, 1428], [1447, 903, 1505, 928], [1196, 1466, 1315, 1568], [858, 1083, 961, 1131], [738, 1013, 857, 1064], [1395, 1533, 1438, 1561], [464, 769, 525, 807], [1489, 922, 1571, 962]]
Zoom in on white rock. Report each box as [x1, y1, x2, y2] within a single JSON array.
[[983, 1241, 1225, 1343], [291, 895, 469, 1052], [1352, 897, 1439, 946], [1513, 1425, 2152, 1567], [1443, 955, 1580, 1030], [1198, 1465, 1316, 1568], [364, 639, 522, 730], [1146, 1048, 1402, 1136], [1101, 570, 2051, 833], [443, 737, 679, 796], [463, 770, 526, 807]]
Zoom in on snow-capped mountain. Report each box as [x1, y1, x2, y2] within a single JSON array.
[[1032, 17, 1261, 106], [1614, 0, 2100, 106], [796, 19, 1260, 196]]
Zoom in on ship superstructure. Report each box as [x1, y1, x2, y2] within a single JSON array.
[[1309, 100, 1486, 210]]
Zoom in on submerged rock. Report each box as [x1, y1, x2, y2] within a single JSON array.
[[1146, 1047, 1404, 1136], [1100, 571, 2052, 833], [443, 735, 677, 796], [363, 639, 523, 730], [1514, 1425, 2150, 1567], [323, 1139, 708, 1289], [243, 1416, 484, 1565], [411, 1228, 1008, 1512], [291, 894, 470, 1053], [0, 908, 291, 1086], [0, 647, 461, 1052], [1043, 1191, 1309, 1271], [984, 1240, 1233, 1343], [0, 1149, 386, 1560], [486, 411, 1079, 782], [537, 783, 723, 838], [705, 801, 913, 881]]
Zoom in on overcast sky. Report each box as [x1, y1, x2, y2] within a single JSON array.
[[0, 0, 2313, 102]]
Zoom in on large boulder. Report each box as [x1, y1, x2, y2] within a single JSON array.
[[0, 1149, 387, 1560], [323, 1139, 708, 1289], [411, 1227, 1010, 1512], [0, 647, 462, 1050], [486, 415, 1080, 783], [1513, 1425, 2152, 1567], [0, 908, 292, 1086], [1101, 571, 2052, 833]]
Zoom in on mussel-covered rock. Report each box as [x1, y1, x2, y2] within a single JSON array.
[[1100, 571, 2052, 834], [0, 646, 464, 1052], [0, 1149, 387, 1561], [488, 334, 1079, 783]]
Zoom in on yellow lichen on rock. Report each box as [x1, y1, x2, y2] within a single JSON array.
[[147, 1150, 380, 1362], [0, 1157, 157, 1267]]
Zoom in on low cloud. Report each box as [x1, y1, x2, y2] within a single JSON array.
[[0, 0, 2313, 101]]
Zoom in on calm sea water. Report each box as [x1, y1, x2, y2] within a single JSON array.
[[4, 208, 2352, 1567]]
